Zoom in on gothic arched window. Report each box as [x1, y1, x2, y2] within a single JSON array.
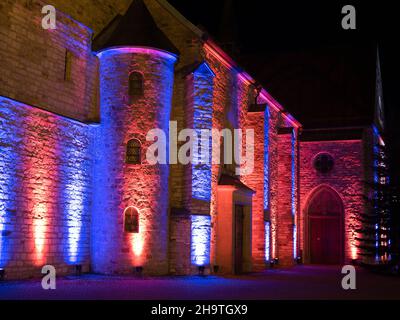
[[129, 72, 144, 101], [124, 207, 139, 233], [126, 139, 141, 164]]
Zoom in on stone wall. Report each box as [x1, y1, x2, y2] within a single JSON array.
[[144, 0, 203, 214], [169, 213, 191, 275], [203, 48, 238, 268], [299, 138, 364, 262], [184, 63, 214, 215], [0, 0, 98, 122], [0, 0, 342, 279], [47, 0, 131, 35], [240, 108, 267, 271], [275, 129, 295, 266], [92, 48, 176, 275], [0, 96, 93, 279]]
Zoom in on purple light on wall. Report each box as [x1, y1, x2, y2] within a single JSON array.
[[191, 62, 215, 201], [96, 47, 178, 61], [191, 215, 211, 266]]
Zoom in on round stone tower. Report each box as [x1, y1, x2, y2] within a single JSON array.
[[91, 0, 178, 275]]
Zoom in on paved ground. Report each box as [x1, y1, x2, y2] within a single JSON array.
[[0, 265, 399, 300]]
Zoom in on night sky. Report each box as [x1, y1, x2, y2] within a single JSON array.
[[169, 0, 400, 184]]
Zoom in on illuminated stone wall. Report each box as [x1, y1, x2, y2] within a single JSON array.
[[240, 105, 268, 271], [190, 215, 211, 266], [275, 129, 295, 266], [202, 48, 238, 268], [169, 213, 191, 275], [0, 96, 93, 279], [92, 48, 176, 275], [145, 0, 203, 212], [1, 0, 369, 279], [0, 0, 98, 122], [299, 139, 365, 262], [47, 0, 132, 35], [184, 62, 214, 213]]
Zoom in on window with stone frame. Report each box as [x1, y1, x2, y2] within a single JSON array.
[[124, 207, 139, 233], [126, 139, 141, 164], [64, 49, 73, 81], [129, 72, 144, 102]]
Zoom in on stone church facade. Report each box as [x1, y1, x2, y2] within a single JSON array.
[[0, 0, 384, 279]]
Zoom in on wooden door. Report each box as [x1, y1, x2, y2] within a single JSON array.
[[310, 217, 340, 264], [310, 218, 324, 263]]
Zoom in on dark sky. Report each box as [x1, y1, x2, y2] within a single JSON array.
[[169, 0, 400, 184], [168, 1, 390, 51]]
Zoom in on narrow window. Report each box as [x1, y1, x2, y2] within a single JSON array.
[[124, 207, 139, 233], [64, 50, 73, 81], [126, 139, 141, 164], [129, 72, 144, 101]]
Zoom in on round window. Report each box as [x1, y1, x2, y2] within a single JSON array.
[[313, 153, 334, 174]]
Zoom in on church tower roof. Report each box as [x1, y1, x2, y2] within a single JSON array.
[[92, 0, 179, 55]]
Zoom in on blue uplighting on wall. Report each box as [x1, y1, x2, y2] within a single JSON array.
[[1, 96, 93, 268], [263, 108, 271, 263], [264, 108, 270, 210], [264, 221, 270, 262], [191, 215, 211, 266], [61, 126, 93, 265], [191, 62, 214, 201], [291, 130, 297, 258], [0, 151, 12, 268], [0, 98, 22, 267], [293, 224, 297, 259], [92, 49, 127, 268], [291, 130, 296, 216]]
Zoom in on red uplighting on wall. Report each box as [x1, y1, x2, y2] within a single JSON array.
[[33, 203, 47, 265], [130, 232, 145, 265], [24, 127, 55, 267]]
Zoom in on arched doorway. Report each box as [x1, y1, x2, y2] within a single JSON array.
[[307, 187, 344, 264]]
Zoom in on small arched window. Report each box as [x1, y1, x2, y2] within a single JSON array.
[[126, 139, 141, 164], [124, 207, 139, 233], [129, 72, 144, 101]]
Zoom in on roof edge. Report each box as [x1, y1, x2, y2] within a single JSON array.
[[203, 40, 302, 129], [95, 46, 179, 61]]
